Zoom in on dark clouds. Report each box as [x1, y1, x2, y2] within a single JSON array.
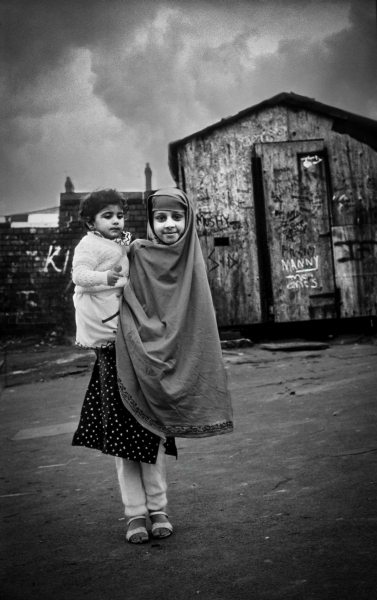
[[249, 2, 377, 117], [0, 0, 375, 215]]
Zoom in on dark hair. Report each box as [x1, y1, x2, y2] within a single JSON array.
[[79, 189, 127, 229]]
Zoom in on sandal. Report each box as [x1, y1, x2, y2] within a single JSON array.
[[126, 516, 148, 544], [149, 511, 173, 539]]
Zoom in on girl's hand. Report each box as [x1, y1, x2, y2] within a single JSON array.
[[107, 266, 122, 286]]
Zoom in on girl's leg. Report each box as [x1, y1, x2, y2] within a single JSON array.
[[140, 439, 168, 512], [115, 457, 148, 543], [115, 440, 172, 540], [141, 440, 172, 537], [115, 456, 147, 517]]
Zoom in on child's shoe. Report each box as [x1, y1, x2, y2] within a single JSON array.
[[126, 516, 148, 544], [149, 511, 173, 539]]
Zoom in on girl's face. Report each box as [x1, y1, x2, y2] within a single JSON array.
[[153, 210, 186, 244], [89, 204, 124, 240]]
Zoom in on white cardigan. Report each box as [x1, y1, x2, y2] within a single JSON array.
[[72, 232, 130, 348]]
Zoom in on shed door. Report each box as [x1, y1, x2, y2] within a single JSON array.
[[254, 140, 337, 322]]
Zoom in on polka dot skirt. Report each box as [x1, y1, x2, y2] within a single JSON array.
[[72, 344, 177, 464]]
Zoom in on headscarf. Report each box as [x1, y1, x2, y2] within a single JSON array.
[[148, 193, 187, 244], [115, 188, 233, 438], [151, 194, 187, 212]]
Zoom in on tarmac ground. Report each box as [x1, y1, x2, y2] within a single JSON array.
[[1, 335, 377, 600]]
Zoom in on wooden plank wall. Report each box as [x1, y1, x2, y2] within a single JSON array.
[[329, 135, 377, 317], [288, 110, 377, 318], [332, 225, 377, 317], [176, 107, 292, 326], [175, 106, 377, 325]]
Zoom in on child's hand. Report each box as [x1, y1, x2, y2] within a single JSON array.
[[107, 266, 122, 286], [115, 254, 129, 275]]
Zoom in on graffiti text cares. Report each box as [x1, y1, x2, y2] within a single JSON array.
[[282, 255, 319, 290]]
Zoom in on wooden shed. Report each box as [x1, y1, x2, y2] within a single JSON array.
[[168, 92, 377, 327]]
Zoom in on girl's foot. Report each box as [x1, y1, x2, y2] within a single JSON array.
[[149, 511, 173, 539], [126, 516, 148, 544]]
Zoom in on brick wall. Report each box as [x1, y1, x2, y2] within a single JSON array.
[[0, 192, 149, 336], [59, 191, 148, 240], [0, 224, 80, 333]]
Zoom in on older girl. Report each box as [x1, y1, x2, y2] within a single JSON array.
[[115, 188, 233, 543]]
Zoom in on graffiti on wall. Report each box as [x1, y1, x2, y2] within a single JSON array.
[[257, 122, 286, 143], [43, 245, 70, 273], [17, 290, 38, 310], [332, 191, 368, 212], [274, 208, 308, 241], [282, 254, 319, 290], [197, 188, 211, 205], [334, 240, 377, 263], [208, 248, 239, 272], [281, 245, 317, 260], [332, 190, 377, 223], [196, 211, 242, 236], [301, 155, 323, 169], [332, 177, 376, 207], [197, 187, 235, 206]]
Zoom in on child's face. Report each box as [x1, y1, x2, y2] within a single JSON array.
[[153, 210, 186, 244], [89, 204, 124, 240]]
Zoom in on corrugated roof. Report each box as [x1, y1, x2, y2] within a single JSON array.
[[168, 91, 377, 182]]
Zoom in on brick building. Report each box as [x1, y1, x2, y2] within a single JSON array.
[[0, 168, 152, 335]]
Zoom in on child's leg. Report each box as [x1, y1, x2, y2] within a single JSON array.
[[115, 456, 149, 543], [141, 440, 173, 538], [115, 440, 171, 540], [115, 456, 147, 518], [140, 439, 168, 513]]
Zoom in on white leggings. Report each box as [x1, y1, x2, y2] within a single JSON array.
[[115, 440, 167, 518]]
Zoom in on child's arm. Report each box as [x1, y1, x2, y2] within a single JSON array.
[[72, 240, 110, 288]]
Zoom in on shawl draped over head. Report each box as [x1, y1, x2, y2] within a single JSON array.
[[115, 188, 233, 438]]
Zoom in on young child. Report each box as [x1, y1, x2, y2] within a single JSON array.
[[72, 189, 130, 349], [115, 188, 233, 543], [71, 188, 177, 544]]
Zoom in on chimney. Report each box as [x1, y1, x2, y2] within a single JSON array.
[[65, 176, 74, 193], [144, 163, 152, 192]]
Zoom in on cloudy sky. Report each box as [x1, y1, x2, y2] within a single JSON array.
[[1, 0, 376, 215]]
